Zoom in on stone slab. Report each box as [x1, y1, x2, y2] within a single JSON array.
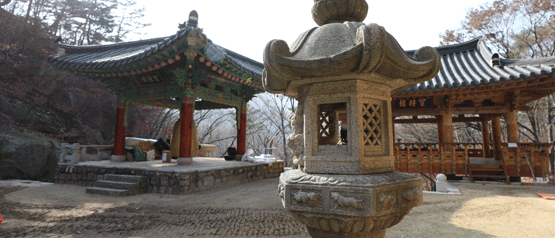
[[76, 157, 267, 173], [94, 180, 140, 191], [0, 180, 54, 187], [110, 155, 126, 162], [104, 174, 145, 183], [422, 181, 461, 195], [177, 157, 193, 165], [86, 187, 131, 196]]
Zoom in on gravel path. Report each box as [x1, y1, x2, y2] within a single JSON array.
[[1, 178, 555, 237], [0, 178, 308, 238]]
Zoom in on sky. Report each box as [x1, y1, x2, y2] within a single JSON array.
[[131, 0, 493, 62]]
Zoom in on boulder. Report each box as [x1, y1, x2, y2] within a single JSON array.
[[0, 125, 60, 179]]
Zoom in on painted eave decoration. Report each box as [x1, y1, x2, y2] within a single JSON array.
[[47, 10, 264, 96]]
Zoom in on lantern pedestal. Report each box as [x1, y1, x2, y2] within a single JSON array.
[[279, 170, 422, 238]]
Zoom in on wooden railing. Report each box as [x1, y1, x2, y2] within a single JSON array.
[[500, 143, 551, 178], [394, 143, 551, 177]]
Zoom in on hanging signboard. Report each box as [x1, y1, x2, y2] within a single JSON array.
[[393, 97, 432, 109]]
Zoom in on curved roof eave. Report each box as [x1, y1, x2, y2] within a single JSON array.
[[49, 26, 264, 82], [397, 37, 555, 95]]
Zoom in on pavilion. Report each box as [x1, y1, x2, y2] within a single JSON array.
[[392, 38, 555, 182], [48, 11, 264, 162]]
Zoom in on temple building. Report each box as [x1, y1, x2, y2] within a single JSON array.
[[393, 38, 555, 182], [48, 11, 264, 163]]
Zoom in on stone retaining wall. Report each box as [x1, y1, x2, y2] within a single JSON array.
[[55, 161, 285, 195]]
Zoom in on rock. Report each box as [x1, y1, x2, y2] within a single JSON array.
[[0, 125, 60, 179], [0, 162, 23, 179]]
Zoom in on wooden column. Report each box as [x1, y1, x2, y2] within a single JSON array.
[[505, 110, 518, 143], [481, 117, 492, 158], [392, 117, 396, 143], [491, 116, 503, 161], [437, 115, 443, 145], [113, 101, 126, 156], [438, 112, 454, 146], [179, 96, 195, 158], [237, 105, 247, 155]]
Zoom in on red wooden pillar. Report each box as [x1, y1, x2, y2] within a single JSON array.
[[180, 96, 195, 158], [237, 106, 247, 155], [113, 101, 126, 156]]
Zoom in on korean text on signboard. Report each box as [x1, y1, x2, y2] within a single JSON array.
[[394, 97, 432, 109]]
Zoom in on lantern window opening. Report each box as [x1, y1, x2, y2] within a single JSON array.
[[317, 102, 347, 146]]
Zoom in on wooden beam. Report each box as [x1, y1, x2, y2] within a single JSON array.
[[394, 118, 438, 124], [394, 116, 483, 124], [393, 106, 512, 117], [453, 117, 482, 123]]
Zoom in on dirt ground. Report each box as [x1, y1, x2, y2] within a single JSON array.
[[1, 179, 555, 238]]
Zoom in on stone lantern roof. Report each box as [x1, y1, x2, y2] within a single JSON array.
[[263, 0, 441, 98]]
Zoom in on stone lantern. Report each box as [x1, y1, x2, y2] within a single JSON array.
[[263, 0, 441, 237]]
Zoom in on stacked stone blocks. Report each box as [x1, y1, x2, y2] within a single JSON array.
[[55, 160, 285, 195]]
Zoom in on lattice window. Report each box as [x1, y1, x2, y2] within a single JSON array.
[[319, 110, 331, 139], [362, 103, 382, 147]]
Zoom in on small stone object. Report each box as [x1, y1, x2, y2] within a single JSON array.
[[110, 155, 126, 162], [177, 157, 192, 165], [436, 174, 448, 193]]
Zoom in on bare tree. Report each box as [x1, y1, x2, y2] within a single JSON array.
[[0, 0, 12, 7], [250, 93, 294, 165]]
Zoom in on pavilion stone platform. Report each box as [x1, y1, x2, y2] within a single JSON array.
[[54, 158, 284, 195]]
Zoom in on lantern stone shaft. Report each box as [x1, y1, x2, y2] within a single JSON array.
[[264, 0, 441, 237]]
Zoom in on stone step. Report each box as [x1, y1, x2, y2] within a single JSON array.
[[470, 168, 504, 172], [470, 164, 503, 170], [104, 174, 145, 183], [471, 174, 508, 179], [95, 180, 140, 191], [86, 187, 132, 196]]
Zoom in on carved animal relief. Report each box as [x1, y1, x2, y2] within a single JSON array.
[[292, 191, 321, 207], [331, 192, 364, 210], [378, 193, 396, 209]]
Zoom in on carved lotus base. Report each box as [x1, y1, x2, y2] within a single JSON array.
[[278, 170, 422, 238]]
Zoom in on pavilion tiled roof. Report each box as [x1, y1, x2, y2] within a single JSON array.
[[49, 32, 555, 96], [47, 26, 264, 79], [402, 38, 555, 93]]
